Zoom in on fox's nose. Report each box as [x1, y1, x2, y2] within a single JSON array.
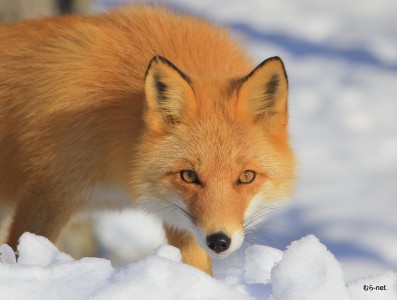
[[206, 232, 231, 253]]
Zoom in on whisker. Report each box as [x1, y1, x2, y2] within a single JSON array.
[[137, 196, 196, 230], [242, 202, 285, 248], [165, 199, 195, 224], [243, 207, 271, 231]]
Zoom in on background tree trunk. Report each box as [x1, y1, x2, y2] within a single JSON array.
[[0, 0, 93, 24]]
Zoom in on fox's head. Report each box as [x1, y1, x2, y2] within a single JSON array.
[[133, 55, 294, 258]]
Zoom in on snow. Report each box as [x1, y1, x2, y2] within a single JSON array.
[[0, 244, 16, 264], [1, 0, 397, 298], [0, 233, 248, 300], [92, 210, 166, 265], [244, 245, 283, 284], [2, 233, 395, 299], [271, 235, 350, 300]]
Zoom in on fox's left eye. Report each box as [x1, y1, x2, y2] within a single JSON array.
[[180, 170, 200, 184], [237, 170, 256, 184]]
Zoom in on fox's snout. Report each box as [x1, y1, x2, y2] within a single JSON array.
[[192, 220, 245, 258]]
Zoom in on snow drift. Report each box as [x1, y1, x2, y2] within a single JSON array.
[[1, 233, 395, 299]]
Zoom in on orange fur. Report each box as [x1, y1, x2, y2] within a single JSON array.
[[0, 5, 294, 274]]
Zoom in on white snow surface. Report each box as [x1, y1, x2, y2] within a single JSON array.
[[271, 235, 350, 300], [3, 233, 395, 299], [244, 245, 283, 285], [0, 233, 247, 300], [1, 0, 397, 299]]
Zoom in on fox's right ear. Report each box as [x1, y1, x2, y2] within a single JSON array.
[[144, 56, 194, 132]]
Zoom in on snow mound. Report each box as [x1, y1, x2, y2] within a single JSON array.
[[0, 244, 16, 264], [0, 233, 395, 299], [244, 245, 283, 284], [17, 232, 73, 266], [154, 244, 182, 262], [0, 233, 247, 300], [271, 235, 350, 300]]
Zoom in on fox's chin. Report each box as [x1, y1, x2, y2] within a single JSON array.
[[205, 250, 235, 259]]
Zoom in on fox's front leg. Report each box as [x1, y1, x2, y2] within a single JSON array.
[[165, 226, 212, 275], [7, 187, 80, 251]]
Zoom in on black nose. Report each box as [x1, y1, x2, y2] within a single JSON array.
[[206, 232, 231, 253]]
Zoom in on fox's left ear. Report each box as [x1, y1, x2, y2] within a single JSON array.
[[236, 57, 288, 133], [144, 56, 195, 132]]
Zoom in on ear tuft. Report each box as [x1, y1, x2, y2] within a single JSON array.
[[154, 74, 167, 98], [264, 73, 280, 107], [144, 56, 194, 131]]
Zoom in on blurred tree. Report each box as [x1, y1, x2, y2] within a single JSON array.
[[0, 0, 55, 24], [0, 0, 93, 24], [74, 0, 93, 15], [58, 0, 73, 14]]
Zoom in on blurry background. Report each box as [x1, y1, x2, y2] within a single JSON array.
[[0, 0, 91, 23], [1, 0, 396, 283]]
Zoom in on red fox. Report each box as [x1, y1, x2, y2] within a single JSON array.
[[0, 5, 294, 274]]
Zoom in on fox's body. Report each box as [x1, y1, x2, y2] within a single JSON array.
[[0, 6, 294, 274]]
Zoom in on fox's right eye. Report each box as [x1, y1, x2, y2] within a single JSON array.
[[180, 170, 200, 184]]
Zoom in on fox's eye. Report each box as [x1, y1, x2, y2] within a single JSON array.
[[180, 170, 200, 184], [237, 170, 256, 184]]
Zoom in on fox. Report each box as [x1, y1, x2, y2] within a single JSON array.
[[0, 5, 295, 274]]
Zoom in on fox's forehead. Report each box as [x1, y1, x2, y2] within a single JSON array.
[[190, 78, 237, 111], [173, 116, 262, 171]]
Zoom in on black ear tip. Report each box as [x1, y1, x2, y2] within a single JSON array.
[[151, 55, 168, 64], [149, 55, 174, 67], [145, 55, 163, 79], [241, 56, 288, 85], [269, 56, 282, 61], [254, 56, 287, 74], [149, 55, 161, 65], [264, 56, 285, 68], [144, 55, 191, 84], [263, 56, 288, 83]]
